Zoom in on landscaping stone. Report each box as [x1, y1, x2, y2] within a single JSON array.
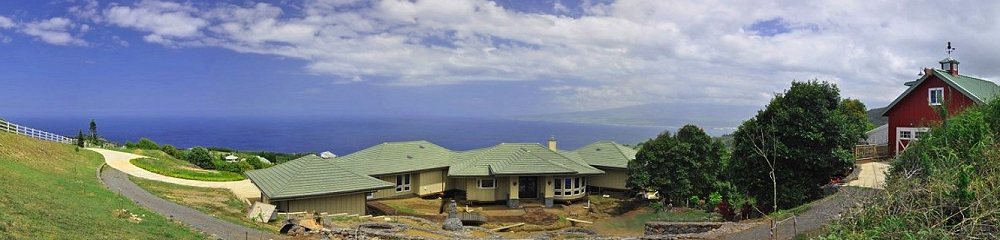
[[442, 200, 464, 231]]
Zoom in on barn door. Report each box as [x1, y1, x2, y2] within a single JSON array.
[[896, 127, 929, 155]]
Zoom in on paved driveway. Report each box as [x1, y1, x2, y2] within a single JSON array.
[[101, 166, 279, 240], [89, 148, 261, 200]]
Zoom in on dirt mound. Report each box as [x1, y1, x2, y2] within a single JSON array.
[[522, 208, 558, 225]]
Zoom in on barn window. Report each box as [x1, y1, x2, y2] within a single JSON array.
[[900, 131, 913, 140], [929, 88, 944, 105], [477, 178, 496, 189], [395, 174, 411, 192]]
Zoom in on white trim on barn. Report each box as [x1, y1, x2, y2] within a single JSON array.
[[895, 127, 930, 154]]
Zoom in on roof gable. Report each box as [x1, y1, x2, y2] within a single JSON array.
[[332, 140, 454, 176], [448, 143, 604, 176], [882, 69, 1000, 116]]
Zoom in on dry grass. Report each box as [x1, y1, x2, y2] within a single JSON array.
[[130, 176, 281, 233]]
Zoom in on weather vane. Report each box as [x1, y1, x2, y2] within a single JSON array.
[[947, 42, 956, 56]]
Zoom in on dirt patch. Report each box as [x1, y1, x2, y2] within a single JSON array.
[[523, 208, 559, 225]]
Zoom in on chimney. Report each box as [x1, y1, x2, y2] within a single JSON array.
[[547, 136, 557, 151]]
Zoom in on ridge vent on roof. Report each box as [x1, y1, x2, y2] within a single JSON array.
[[419, 145, 425, 148], [406, 155, 413, 159]]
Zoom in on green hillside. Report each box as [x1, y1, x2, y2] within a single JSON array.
[[0, 131, 203, 239]]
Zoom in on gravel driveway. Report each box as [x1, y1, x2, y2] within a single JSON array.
[[88, 148, 261, 201], [101, 166, 281, 240], [725, 187, 878, 240]]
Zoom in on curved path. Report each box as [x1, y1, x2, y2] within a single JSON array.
[[846, 162, 889, 189], [88, 148, 260, 200], [101, 166, 279, 240]]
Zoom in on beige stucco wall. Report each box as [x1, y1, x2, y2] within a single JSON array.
[[417, 170, 446, 196], [588, 168, 628, 190], [543, 176, 554, 198], [283, 193, 367, 215], [464, 177, 516, 202]]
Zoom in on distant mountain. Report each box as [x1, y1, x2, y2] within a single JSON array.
[[867, 106, 888, 126], [515, 103, 761, 136]]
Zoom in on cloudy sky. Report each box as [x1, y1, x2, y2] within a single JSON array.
[[1, 0, 997, 118]]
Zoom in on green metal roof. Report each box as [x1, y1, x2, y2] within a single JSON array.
[[882, 68, 1000, 116], [561, 141, 637, 169], [245, 154, 393, 200]]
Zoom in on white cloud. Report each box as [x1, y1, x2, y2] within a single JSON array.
[[20, 17, 87, 46], [46, 0, 1000, 110], [103, 0, 208, 43], [0, 16, 14, 29]]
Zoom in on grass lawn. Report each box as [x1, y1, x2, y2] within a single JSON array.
[[0, 132, 204, 239], [129, 176, 281, 233], [129, 155, 245, 181]]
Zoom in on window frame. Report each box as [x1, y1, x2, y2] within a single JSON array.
[[395, 174, 411, 192], [928, 87, 944, 106], [366, 192, 374, 200], [477, 178, 496, 189]]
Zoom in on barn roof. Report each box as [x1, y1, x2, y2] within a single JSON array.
[[881, 68, 1000, 116]]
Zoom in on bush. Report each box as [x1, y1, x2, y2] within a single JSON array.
[[628, 125, 726, 203], [160, 144, 179, 157], [124, 141, 136, 149], [213, 160, 252, 173], [185, 147, 215, 169], [245, 156, 268, 169], [136, 138, 159, 150]]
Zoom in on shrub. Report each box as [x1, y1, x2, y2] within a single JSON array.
[[124, 141, 136, 149], [160, 144, 179, 157], [136, 138, 159, 150], [628, 125, 726, 203], [185, 147, 215, 169]]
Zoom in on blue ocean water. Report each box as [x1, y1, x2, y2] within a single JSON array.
[[8, 116, 664, 154]]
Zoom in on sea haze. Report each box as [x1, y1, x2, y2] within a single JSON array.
[[9, 116, 664, 154]]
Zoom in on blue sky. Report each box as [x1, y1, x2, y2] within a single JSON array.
[[1, 0, 998, 119]]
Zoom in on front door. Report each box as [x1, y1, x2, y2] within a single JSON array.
[[518, 177, 538, 199]]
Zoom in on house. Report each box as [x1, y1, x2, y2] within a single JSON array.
[[224, 155, 240, 162], [865, 124, 888, 145], [245, 138, 637, 215], [881, 57, 1000, 155]]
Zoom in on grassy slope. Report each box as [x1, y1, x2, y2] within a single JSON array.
[[129, 176, 280, 233], [130, 156, 245, 181], [0, 132, 204, 239]]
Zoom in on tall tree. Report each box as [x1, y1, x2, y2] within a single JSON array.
[[76, 130, 85, 148], [627, 124, 726, 203], [730, 80, 856, 209], [838, 98, 870, 143], [88, 119, 97, 141]]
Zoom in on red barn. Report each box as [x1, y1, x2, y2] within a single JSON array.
[[881, 57, 1000, 156]]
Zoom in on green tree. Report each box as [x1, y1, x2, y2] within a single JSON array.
[[76, 130, 85, 148], [136, 138, 159, 150], [627, 124, 726, 203], [186, 147, 215, 169], [730, 80, 856, 210], [838, 98, 870, 143], [88, 119, 97, 142]]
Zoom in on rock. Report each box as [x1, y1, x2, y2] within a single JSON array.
[[442, 200, 464, 231]]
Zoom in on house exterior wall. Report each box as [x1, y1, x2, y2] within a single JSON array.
[[373, 174, 414, 199], [588, 168, 628, 190], [417, 170, 446, 196], [280, 193, 367, 215], [465, 178, 496, 201], [886, 75, 977, 155]]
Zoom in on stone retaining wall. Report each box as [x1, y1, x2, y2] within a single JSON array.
[[644, 221, 724, 235]]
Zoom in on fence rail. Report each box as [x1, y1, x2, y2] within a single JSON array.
[[0, 119, 75, 144], [854, 144, 889, 161]]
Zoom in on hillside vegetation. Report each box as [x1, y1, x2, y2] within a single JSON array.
[[0, 132, 202, 239], [825, 98, 1000, 238]]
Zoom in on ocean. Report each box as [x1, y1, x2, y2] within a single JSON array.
[[8, 116, 664, 154]]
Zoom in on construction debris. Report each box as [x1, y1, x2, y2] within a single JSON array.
[[245, 202, 276, 223]]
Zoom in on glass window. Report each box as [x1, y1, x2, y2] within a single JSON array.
[[929, 88, 944, 105], [366, 192, 374, 199], [478, 178, 496, 189], [574, 178, 581, 188], [554, 178, 562, 189], [900, 131, 913, 140], [914, 131, 928, 139], [395, 174, 411, 192], [564, 178, 572, 189]]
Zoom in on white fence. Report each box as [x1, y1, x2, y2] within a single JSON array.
[[0, 119, 75, 144]]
